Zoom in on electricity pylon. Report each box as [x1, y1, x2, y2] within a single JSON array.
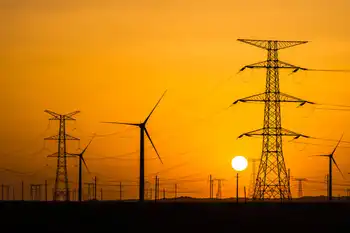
[[313, 134, 345, 201], [30, 184, 42, 201], [248, 158, 259, 198], [44, 110, 80, 201], [293, 178, 307, 198], [213, 178, 226, 199], [101, 91, 166, 202], [233, 39, 314, 200]]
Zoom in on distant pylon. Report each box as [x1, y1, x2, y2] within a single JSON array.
[[216, 180, 222, 199], [1, 185, 10, 200], [86, 182, 95, 200], [233, 39, 314, 201], [213, 178, 226, 199], [248, 158, 259, 198], [44, 110, 80, 201], [293, 178, 307, 198], [30, 184, 42, 201]]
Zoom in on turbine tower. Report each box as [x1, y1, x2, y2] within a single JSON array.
[[101, 91, 166, 202], [314, 134, 345, 201], [69, 137, 93, 202], [44, 110, 80, 201], [233, 39, 314, 200]]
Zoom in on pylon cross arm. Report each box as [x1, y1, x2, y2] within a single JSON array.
[[44, 110, 61, 120], [64, 111, 80, 120], [239, 60, 306, 72], [65, 134, 80, 140], [44, 110, 79, 121], [232, 92, 314, 106], [48, 152, 77, 158], [44, 135, 59, 140], [233, 93, 265, 104], [44, 134, 79, 140], [237, 39, 308, 50], [238, 128, 309, 139]]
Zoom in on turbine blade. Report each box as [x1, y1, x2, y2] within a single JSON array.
[[311, 154, 330, 157], [144, 90, 167, 124], [331, 133, 344, 155], [81, 157, 91, 174], [144, 128, 163, 164], [81, 137, 94, 156], [100, 121, 139, 126], [332, 157, 345, 179]]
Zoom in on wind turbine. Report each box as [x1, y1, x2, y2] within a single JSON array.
[[70, 137, 94, 202], [101, 91, 166, 202], [314, 134, 345, 201]]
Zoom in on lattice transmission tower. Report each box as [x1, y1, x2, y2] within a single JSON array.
[[30, 184, 42, 201], [294, 178, 307, 198], [233, 39, 314, 200], [248, 158, 259, 198], [213, 178, 226, 199], [44, 110, 80, 201]]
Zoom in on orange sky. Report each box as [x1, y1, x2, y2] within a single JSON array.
[[1, 0, 350, 200]]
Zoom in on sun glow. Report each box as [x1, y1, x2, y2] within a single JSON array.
[[231, 156, 248, 172]]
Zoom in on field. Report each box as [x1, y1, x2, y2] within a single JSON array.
[[1, 201, 350, 232]]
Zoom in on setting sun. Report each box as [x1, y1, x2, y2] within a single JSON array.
[[231, 156, 248, 172]]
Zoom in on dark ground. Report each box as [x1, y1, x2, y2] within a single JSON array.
[[1, 201, 350, 233]]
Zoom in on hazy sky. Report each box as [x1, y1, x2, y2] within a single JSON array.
[[1, 0, 350, 199]]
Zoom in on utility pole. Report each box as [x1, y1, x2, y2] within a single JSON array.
[[154, 176, 158, 201], [1, 185, 10, 200], [94, 176, 97, 200], [21, 181, 24, 201], [72, 189, 76, 201], [244, 186, 247, 204], [209, 175, 214, 199], [325, 174, 329, 200], [233, 39, 312, 201], [45, 180, 48, 201], [174, 184, 177, 200], [236, 173, 239, 204], [157, 177, 160, 199], [44, 110, 80, 201], [288, 168, 291, 191], [119, 182, 122, 201], [100, 188, 103, 201], [163, 188, 165, 200]]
